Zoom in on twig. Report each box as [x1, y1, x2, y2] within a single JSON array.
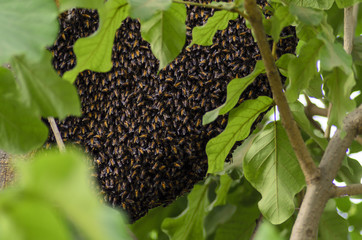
[[250, 214, 263, 240], [48, 117, 65, 152], [344, 6, 355, 55], [333, 184, 362, 198], [244, 0, 319, 183], [304, 95, 326, 133], [324, 103, 332, 138]]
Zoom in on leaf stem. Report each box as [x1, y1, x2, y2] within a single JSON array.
[[244, 0, 319, 183], [48, 117, 65, 152]]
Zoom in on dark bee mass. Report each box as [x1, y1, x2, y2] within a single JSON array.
[[48, 0, 297, 221]]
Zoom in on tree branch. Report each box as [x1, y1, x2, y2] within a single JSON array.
[[244, 0, 319, 183], [48, 117, 65, 152], [292, 105, 362, 240], [333, 184, 362, 198]]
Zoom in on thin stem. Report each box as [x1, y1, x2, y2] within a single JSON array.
[[48, 117, 65, 152], [244, 0, 319, 183], [333, 184, 362, 198]]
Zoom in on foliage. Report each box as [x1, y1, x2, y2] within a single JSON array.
[[0, 0, 361, 239]]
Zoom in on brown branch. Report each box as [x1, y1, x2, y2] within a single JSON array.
[[333, 184, 362, 198], [244, 0, 319, 183], [304, 95, 327, 133], [48, 117, 65, 152], [292, 105, 362, 240]]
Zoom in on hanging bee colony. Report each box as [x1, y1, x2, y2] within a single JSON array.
[[48, 0, 297, 221]]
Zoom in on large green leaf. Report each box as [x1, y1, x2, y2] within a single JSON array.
[[319, 200, 348, 240], [140, 3, 186, 70], [284, 0, 334, 10], [58, 0, 104, 12], [203, 61, 265, 125], [128, 0, 172, 21], [161, 184, 209, 240], [286, 38, 323, 102], [212, 175, 233, 207], [0, 0, 58, 64], [206, 96, 273, 174], [11, 52, 80, 119], [254, 221, 285, 240], [63, 0, 129, 83], [243, 121, 305, 224], [324, 68, 356, 128], [0, 67, 48, 154], [16, 149, 132, 240], [189, 10, 238, 47]]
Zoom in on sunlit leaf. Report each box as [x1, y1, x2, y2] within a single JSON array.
[[213, 175, 233, 207], [207, 96, 273, 173], [243, 121, 305, 224], [189, 10, 238, 47], [0, 0, 58, 64], [254, 221, 284, 240], [58, 0, 104, 12], [11, 51, 81, 119], [162, 184, 209, 240], [63, 0, 129, 83], [348, 202, 362, 232], [335, 0, 361, 8], [203, 61, 265, 125], [128, 0, 172, 21]]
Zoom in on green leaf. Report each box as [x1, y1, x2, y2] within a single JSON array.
[[128, 0, 172, 21], [63, 0, 129, 83], [289, 5, 324, 26], [335, 197, 351, 212], [269, 6, 294, 42], [0, 197, 71, 240], [289, 101, 328, 150], [189, 10, 238, 47], [324, 68, 356, 128], [213, 175, 233, 207], [11, 51, 81, 119], [254, 221, 284, 240], [58, 0, 104, 12], [335, 0, 362, 8], [162, 184, 209, 240], [214, 180, 260, 240], [348, 202, 362, 232], [319, 200, 348, 240], [203, 61, 265, 125], [305, 73, 324, 99], [0, 68, 48, 154], [0, 0, 58, 64], [207, 96, 273, 174], [337, 157, 362, 184], [284, 0, 333, 10], [243, 121, 305, 224], [276, 53, 296, 77], [214, 204, 259, 240], [318, 38, 353, 74], [286, 38, 323, 102], [205, 204, 236, 237], [17, 149, 132, 240], [140, 3, 186, 71]]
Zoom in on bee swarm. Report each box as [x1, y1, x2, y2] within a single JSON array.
[[48, 0, 297, 221]]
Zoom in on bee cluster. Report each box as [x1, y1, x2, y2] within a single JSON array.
[[49, 0, 297, 221]]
